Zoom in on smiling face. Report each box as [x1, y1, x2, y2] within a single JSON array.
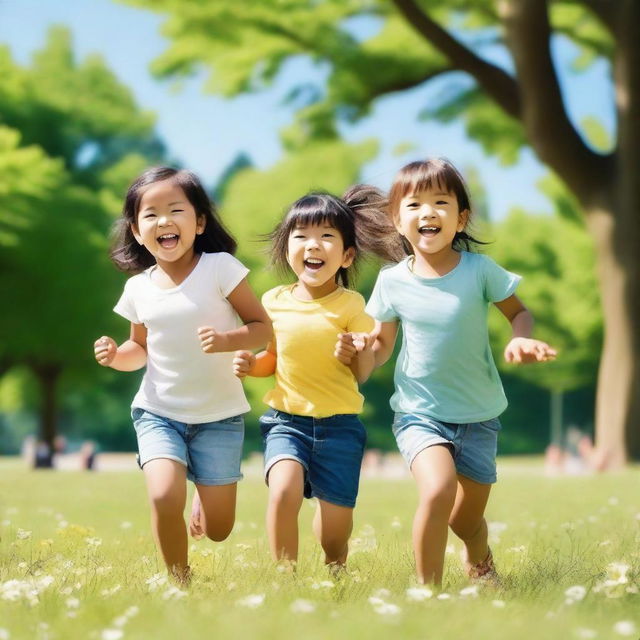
[[395, 187, 468, 259], [132, 178, 205, 268], [286, 223, 355, 299]]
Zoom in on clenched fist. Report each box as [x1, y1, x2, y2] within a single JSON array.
[[94, 336, 117, 367]]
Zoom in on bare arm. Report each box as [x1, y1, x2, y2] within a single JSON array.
[[94, 322, 148, 371], [494, 294, 557, 363], [199, 278, 272, 353], [371, 320, 399, 368]]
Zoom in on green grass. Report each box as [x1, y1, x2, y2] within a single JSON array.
[[0, 458, 638, 640]]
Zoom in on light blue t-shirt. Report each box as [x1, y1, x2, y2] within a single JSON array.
[[366, 251, 521, 423]]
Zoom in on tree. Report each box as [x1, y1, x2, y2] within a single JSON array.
[[121, 0, 638, 467], [0, 28, 164, 453]]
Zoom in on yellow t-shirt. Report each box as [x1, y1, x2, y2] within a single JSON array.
[[262, 285, 375, 417]]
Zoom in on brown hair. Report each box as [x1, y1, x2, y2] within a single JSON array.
[[388, 158, 485, 253]]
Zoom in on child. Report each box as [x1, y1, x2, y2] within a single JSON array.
[[205, 189, 401, 569], [94, 167, 271, 583], [363, 158, 556, 585]]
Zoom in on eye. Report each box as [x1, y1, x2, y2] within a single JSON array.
[[171, 209, 184, 213], [143, 213, 156, 219], [322, 232, 335, 238], [406, 202, 419, 208], [436, 200, 448, 205], [292, 234, 305, 240]]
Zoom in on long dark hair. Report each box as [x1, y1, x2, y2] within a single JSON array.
[[269, 187, 403, 288], [110, 167, 237, 273], [388, 158, 486, 253]]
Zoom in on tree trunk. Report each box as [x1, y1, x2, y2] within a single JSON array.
[[586, 203, 640, 468], [32, 363, 62, 452]]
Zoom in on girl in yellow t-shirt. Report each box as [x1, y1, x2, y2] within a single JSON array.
[[196, 187, 402, 569]]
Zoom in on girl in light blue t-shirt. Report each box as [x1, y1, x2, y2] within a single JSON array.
[[364, 158, 556, 586]]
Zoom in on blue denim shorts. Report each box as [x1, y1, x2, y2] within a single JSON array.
[[131, 407, 245, 486], [392, 412, 501, 484], [259, 409, 366, 508]]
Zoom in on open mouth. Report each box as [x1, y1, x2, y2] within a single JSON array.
[[158, 233, 179, 248], [304, 258, 324, 271], [419, 226, 440, 237]]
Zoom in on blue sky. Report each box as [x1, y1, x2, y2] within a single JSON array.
[[0, 0, 615, 220]]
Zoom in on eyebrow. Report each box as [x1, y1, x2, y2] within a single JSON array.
[[142, 201, 185, 211]]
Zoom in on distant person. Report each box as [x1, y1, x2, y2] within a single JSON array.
[[80, 441, 97, 471], [93, 167, 271, 584], [365, 158, 557, 585], [33, 440, 53, 469], [193, 188, 402, 570]]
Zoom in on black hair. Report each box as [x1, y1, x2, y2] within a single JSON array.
[[269, 187, 403, 288], [110, 166, 237, 273]]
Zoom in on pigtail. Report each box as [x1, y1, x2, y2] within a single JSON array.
[[342, 184, 405, 263]]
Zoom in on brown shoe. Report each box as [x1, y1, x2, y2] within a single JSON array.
[[465, 548, 500, 586]]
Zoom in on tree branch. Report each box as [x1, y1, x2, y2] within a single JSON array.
[[577, 0, 618, 33], [502, 0, 610, 202], [391, 0, 521, 119]]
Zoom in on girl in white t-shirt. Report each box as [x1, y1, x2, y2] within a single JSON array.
[[94, 167, 271, 584]]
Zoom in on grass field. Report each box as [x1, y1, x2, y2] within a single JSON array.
[[0, 457, 638, 640]]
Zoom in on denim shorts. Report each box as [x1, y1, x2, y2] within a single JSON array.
[[131, 407, 245, 486], [259, 409, 367, 508], [392, 412, 502, 484]]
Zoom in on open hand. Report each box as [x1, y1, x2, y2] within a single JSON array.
[[94, 336, 117, 367], [504, 337, 557, 364], [233, 350, 255, 378]]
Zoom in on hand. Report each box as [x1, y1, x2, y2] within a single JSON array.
[[233, 350, 256, 378], [334, 332, 372, 365], [198, 326, 228, 354], [94, 336, 117, 367], [189, 493, 205, 541], [504, 337, 557, 364]]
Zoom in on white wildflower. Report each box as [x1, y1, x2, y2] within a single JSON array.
[[145, 573, 167, 592], [16, 529, 32, 540], [85, 537, 102, 547], [391, 517, 402, 530], [459, 585, 479, 598], [371, 588, 391, 599], [236, 594, 265, 608], [66, 597, 80, 609], [406, 587, 433, 601], [574, 628, 597, 639], [101, 630, 123, 640], [0, 629, 8, 640], [119, 521, 132, 529], [492, 600, 506, 608], [125, 606, 139, 617], [113, 617, 128, 628], [372, 602, 401, 616], [565, 585, 587, 604], [290, 599, 315, 613], [436, 593, 451, 600], [100, 585, 121, 598], [613, 621, 637, 636], [608, 496, 619, 506], [508, 545, 526, 553], [162, 586, 187, 600]]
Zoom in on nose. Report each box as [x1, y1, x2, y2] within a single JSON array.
[[305, 236, 320, 249], [157, 214, 169, 226], [419, 205, 436, 219]]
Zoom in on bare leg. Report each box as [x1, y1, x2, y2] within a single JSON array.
[[142, 458, 189, 582], [312, 499, 354, 567], [449, 475, 492, 567], [196, 483, 238, 542], [410, 445, 457, 585], [266, 459, 304, 563]]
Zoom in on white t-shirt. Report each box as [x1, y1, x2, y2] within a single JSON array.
[[114, 252, 251, 423]]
